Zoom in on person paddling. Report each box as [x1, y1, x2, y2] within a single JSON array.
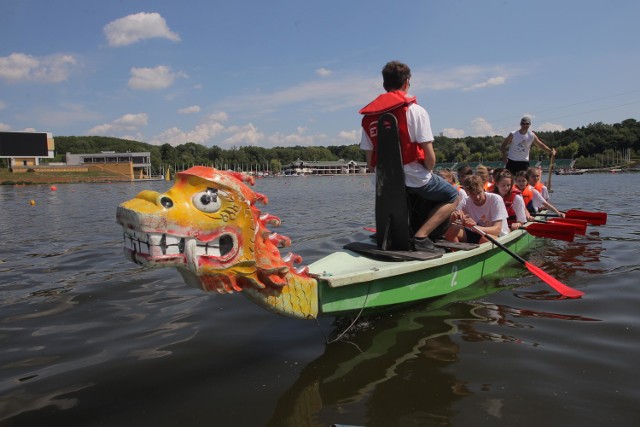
[[445, 175, 509, 244], [493, 169, 528, 230], [514, 171, 565, 219]]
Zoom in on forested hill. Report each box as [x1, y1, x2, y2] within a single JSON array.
[[52, 118, 639, 170]]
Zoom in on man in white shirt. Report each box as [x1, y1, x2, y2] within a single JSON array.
[[360, 61, 459, 251], [501, 117, 555, 175]]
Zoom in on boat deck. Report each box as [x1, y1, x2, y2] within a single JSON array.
[[308, 228, 528, 288]]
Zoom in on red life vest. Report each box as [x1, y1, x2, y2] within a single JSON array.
[[502, 188, 522, 224], [359, 91, 425, 167]]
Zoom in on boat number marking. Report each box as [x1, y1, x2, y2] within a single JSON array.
[[450, 265, 458, 287]]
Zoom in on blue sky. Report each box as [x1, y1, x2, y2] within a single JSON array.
[[1, 0, 639, 148]]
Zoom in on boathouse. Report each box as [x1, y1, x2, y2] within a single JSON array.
[[282, 159, 368, 175]]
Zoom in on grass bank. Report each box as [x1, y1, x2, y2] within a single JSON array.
[[0, 168, 129, 185]]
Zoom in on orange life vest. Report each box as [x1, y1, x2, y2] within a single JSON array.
[[534, 181, 544, 193], [519, 185, 535, 214], [360, 91, 425, 167]]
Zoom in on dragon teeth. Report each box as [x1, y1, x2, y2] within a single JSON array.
[[122, 229, 232, 258]]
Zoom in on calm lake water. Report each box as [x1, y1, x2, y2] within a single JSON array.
[[1, 173, 638, 426]]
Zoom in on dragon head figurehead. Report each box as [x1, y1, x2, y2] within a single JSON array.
[[116, 166, 318, 319]]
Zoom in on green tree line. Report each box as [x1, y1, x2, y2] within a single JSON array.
[[51, 118, 640, 172]]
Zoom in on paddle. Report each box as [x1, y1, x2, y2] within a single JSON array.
[[469, 225, 584, 298], [546, 217, 588, 235], [524, 222, 575, 242], [538, 210, 607, 226], [566, 209, 607, 226], [547, 150, 555, 193]]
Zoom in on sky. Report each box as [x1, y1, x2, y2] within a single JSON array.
[[1, 0, 639, 149]]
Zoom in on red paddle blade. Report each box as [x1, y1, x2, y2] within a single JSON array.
[[525, 262, 584, 298], [525, 222, 575, 242], [548, 217, 588, 235], [566, 209, 607, 226]]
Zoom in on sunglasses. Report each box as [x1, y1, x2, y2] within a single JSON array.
[[521, 122, 531, 125]]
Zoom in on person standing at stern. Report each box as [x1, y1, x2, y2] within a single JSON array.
[[359, 61, 459, 251], [501, 116, 556, 175]]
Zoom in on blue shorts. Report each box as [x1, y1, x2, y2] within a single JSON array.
[[406, 173, 459, 204]]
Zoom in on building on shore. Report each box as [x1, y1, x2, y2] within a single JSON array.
[[65, 151, 152, 179], [282, 159, 368, 175]]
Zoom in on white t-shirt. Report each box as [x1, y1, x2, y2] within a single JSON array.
[[458, 192, 509, 236], [360, 102, 434, 188], [511, 194, 528, 223], [539, 184, 550, 200], [530, 187, 547, 211], [507, 130, 535, 161]]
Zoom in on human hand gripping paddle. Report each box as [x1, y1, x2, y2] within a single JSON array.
[[469, 225, 584, 298]]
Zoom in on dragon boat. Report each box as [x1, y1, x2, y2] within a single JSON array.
[[116, 165, 538, 320]]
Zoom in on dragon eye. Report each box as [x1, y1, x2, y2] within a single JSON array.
[[192, 188, 222, 213], [160, 196, 174, 208]]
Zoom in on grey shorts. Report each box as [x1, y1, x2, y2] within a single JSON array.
[[406, 173, 459, 204]]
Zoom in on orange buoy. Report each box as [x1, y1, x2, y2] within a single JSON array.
[[30, 200, 36, 205], [50, 186, 57, 191]]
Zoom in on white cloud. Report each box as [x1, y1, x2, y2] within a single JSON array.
[[212, 64, 518, 121], [114, 113, 149, 127], [221, 124, 264, 146], [216, 75, 377, 117], [205, 112, 228, 122], [316, 67, 332, 77], [0, 123, 11, 131], [88, 113, 148, 135], [150, 112, 336, 148], [442, 128, 465, 138], [151, 119, 226, 146], [104, 12, 180, 47], [411, 65, 515, 93], [536, 122, 566, 132], [128, 65, 185, 90], [267, 127, 328, 147], [471, 117, 497, 136], [178, 105, 201, 114], [0, 52, 77, 83], [337, 129, 358, 142], [463, 76, 507, 91]]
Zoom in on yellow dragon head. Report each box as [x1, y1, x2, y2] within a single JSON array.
[[116, 166, 318, 319]]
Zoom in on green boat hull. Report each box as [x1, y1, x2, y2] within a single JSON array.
[[311, 230, 534, 316]]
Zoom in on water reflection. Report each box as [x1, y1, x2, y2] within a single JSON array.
[[267, 280, 601, 427], [0, 383, 93, 422], [266, 304, 476, 427]]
